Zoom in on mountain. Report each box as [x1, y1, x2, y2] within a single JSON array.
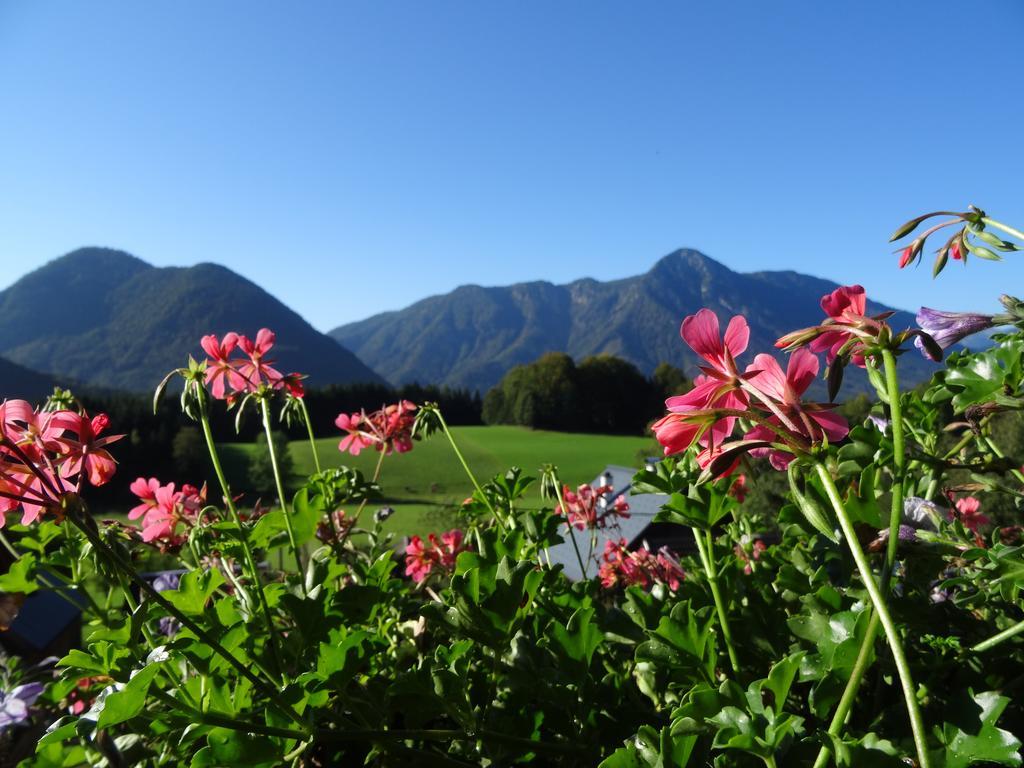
[[0, 356, 63, 402], [331, 249, 939, 393], [0, 248, 383, 393]]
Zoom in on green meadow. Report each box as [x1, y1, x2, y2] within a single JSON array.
[[219, 425, 657, 539]]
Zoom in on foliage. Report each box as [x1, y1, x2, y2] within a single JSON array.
[[3, 207, 1024, 767], [483, 352, 685, 434]]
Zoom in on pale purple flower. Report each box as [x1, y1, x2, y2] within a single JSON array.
[[914, 308, 996, 360], [0, 682, 44, 730], [152, 572, 182, 637]]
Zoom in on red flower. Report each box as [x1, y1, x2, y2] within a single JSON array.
[[335, 401, 418, 456], [599, 538, 684, 591], [236, 329, 284, 391], [555, 483, 629, 530], [808, 285, 869, 366], [50, 412, 123, 487], [952, 496, 989, 533], [743, 349, 848, 469], [404, 528, 470, 583], [655, 310, 752, 457], [201, 333, 244, 400]]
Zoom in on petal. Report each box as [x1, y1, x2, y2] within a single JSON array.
[[681, 310, 724, 366], [254, 328, 275, 355], [786, 348, 820, 398], [200, 335, 220, 359], [810, 409, 849, 442], [723, 315, 750, 358], [746, 353, 788, 402]]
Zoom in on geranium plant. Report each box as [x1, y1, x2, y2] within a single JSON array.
[[0, 208, 1022, 767]]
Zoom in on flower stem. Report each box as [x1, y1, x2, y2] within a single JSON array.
[[692, 528, 740, 676], [811, 610, 881, 768], [435, 410, 502, 529], [553, 482, 587, 579], [298, 397, 322, 475], [259, 398, 304, 575], [814, 463, 931, 768], [64, 505, 303, 728], [982, 217, 1024, 243], [196, 392, 284, 677], [880, 348, 906, 589], [972, 618, 1024, 653]]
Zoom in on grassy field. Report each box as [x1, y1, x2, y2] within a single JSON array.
[[219, 426, 657, 539]]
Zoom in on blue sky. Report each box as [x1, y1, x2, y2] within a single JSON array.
[[1, 1, 1022, 331]]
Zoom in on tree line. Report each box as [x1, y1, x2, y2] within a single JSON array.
[[482, 353, 689, 434]]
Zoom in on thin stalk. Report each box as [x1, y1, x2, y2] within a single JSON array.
[[553, 482, 587, 578], [982, 435, 1024, 485], [972, 618, 1024, 653], [880, 348, 906, 589], [259, 398, 303, 575], [336, 448, 386, 553], [811, 611, 881, 768], [436, 410, 503, 529], [196, 393, 284, 677], [298, 397, 322, 475], [64, 506, 303, 728], [815, 348, 909, 766], [814, 463, 931, 768], [692, 528, 740, 676], [982, 217, 1024, 243]]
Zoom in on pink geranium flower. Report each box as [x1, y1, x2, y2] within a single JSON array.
[[335, 401, 418, 456], [952, 496, 990, 533], [655, 310, 752, 457], [201, 333, 244, 400], [743, 349, 848, 469], [404, 528, 470, 583], [808, 285, 869, 366], [50, 412, 123, 487], [555, 483, 630, 531], [236, 329, 284, 391]]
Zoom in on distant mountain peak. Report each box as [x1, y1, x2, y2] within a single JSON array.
[[331, 247, 936, 394], [0, 248, 383, 392]]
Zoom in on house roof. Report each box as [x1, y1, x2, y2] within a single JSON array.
[[546, 464, 684, 581]]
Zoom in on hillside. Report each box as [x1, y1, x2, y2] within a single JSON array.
[[0, 248, 384, 392], [0, 356, 63, 402], [331, 249, 939, 392]]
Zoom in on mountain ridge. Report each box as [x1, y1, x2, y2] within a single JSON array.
[[330, 248, 938, 393], [0, 248, 384, 393]]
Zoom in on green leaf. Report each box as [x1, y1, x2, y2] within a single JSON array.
[[0, 552, 40, 595], [162, 568, 225, 615], [936, 689, 1022, 768], [96, 663, 162, 729]]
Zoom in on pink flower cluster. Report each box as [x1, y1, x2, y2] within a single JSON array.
[[598, 538, 684, 591], [0, 400, 123, 527], [316, 509, 354, 544], [404, 529, 469, 583], [201, 328, 304, 400], [556, 483, 629, 531], [336, 400, 418, 456], [128, 477, 207, 545], [653, 289, 859, 476], [950, 496, 989, 533], [734, 537, 767, 575]]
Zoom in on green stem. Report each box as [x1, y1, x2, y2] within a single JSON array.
[[982, 435, 1024, 485], [196, 392, 284, 677], [298, 397, 322, 475], [64, 507, 303, 728], [692, 528, 740, 676], [764, 756, 778, 768], [336, 448, 387, 553], [553, 482, 587, 578], [972, 618, 1024, 653], [260, 398, 303, 575], [811, 611, 881, 768], [879, 348, 906, 590], [814, 463, 931, 768], [982, 217, 1024, 243], [436, 410, 502, 529]]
